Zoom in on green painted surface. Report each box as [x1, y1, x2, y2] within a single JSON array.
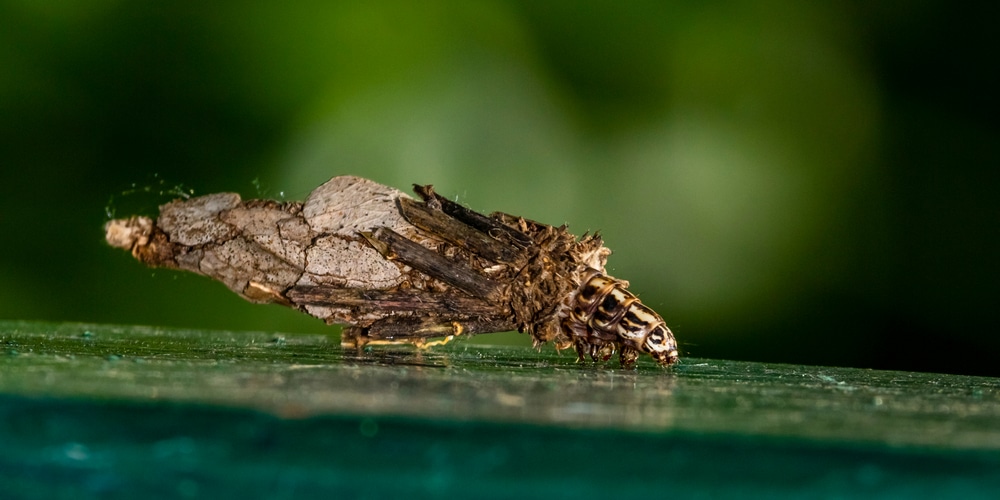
[[2, 320, 999, 498]]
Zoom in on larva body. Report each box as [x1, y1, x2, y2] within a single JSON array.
[[563, 268, 679, 366]]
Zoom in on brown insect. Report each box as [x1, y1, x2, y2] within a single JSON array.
[[104, 176, 679, 367]]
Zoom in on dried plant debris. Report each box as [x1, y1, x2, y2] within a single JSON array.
[[105, 176, 679, 367]]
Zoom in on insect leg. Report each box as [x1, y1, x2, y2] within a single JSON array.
[[619, 345, 639, 368]]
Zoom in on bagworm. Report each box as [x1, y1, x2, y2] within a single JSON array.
[[105, 176, 679, 367]]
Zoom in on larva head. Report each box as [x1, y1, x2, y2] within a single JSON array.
[[617, 302, 679, 365], [644, 323, 679, 365]]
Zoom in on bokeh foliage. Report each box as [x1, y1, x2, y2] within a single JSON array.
[[2, 1, 997, 375]]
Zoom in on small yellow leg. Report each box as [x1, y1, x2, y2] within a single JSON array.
[[414, 335, 455, 349], [344, 322, 465, 350], [414, 322, 464, 350]]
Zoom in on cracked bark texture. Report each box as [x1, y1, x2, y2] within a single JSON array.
[[106, 177, 438, 316]]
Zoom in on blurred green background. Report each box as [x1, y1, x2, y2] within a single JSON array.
[[2, 1, 997, 376]]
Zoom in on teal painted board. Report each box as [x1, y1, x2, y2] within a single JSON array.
[[2, 320, 1000, 498]]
